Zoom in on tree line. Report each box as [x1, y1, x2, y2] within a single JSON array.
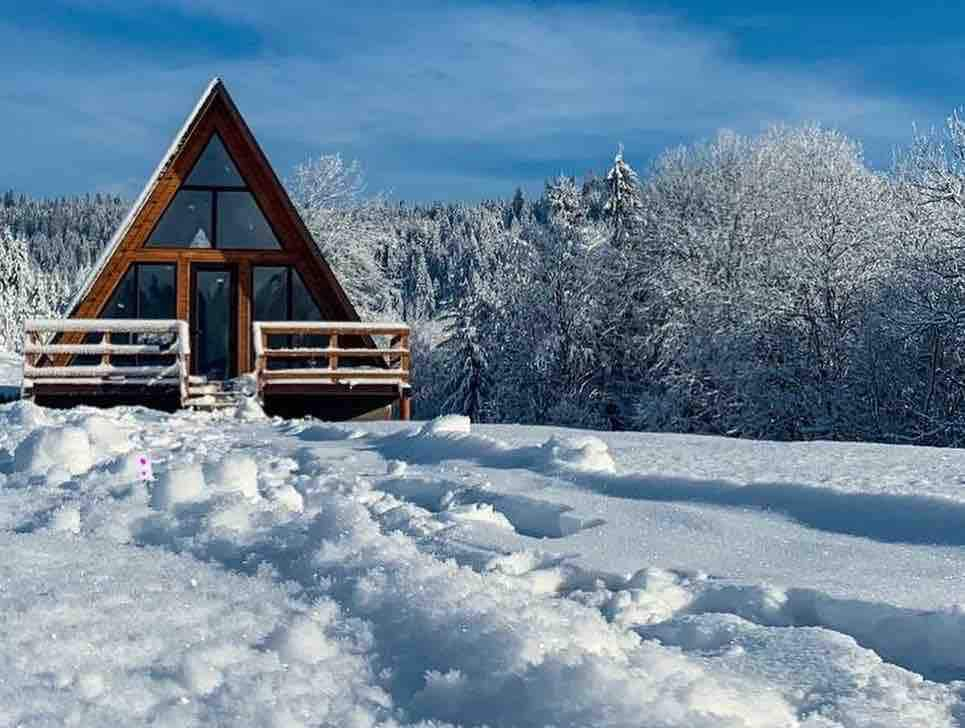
[[5, 116, 965, 444]]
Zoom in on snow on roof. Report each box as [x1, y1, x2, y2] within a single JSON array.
[[66, 77, 224, 316]]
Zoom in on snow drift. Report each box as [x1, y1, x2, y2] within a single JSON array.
[[0, 405, 962, 726]]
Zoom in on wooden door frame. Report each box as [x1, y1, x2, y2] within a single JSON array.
[[189, 262, 239, 379]]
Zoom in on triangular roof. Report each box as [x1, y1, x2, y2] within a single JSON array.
[[67, 77, 359, 322]]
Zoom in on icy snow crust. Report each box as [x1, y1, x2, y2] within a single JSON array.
[[1, 405, 964, 726]]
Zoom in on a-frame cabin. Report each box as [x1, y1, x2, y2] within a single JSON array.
[[22, 78, 411, 420]]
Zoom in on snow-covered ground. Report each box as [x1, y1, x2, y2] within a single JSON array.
[[0, 350, 20, 402], [1, 402, 964, 726]]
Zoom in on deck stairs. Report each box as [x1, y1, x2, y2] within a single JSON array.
[[184, 376, 243, 410]]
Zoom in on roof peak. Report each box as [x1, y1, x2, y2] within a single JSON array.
[[205, 77, 225, 96]]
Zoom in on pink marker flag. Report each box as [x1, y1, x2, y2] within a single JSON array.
[[135, 453, 154, 482]]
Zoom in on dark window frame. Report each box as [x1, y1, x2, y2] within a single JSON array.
[[102, 262, 178, 320], [145, 131, 283, 250]]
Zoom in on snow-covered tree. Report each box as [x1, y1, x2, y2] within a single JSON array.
[[439, 304, 488, 421], [288, 154, 397, 319], [545, 175, 585, 231], [603, 146, 643, 247], [0, 228, 66, 352], [19, 118, 965, 445]]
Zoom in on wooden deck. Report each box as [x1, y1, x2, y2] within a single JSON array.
[[22, 319, 190, 409], [252, 321, 411, 419], [21, 319, 411, 419]]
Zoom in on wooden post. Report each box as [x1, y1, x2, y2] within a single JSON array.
[[399, 389, 412, 421], [329, 333, 339, 371], [101, 331, 111, 367], [254, 327, 267, 398], [179, 351, 190, 407], [237, 259, 251, 373], [255, 327, 266, 373], [176, 257, 190, 322], [22, 328, 36, 400]]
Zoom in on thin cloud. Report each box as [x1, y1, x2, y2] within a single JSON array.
[[0, 2, 942, 200]]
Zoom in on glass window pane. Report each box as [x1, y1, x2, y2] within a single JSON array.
[[217, 191, 280, 249], [96, 266, 136, 365], [186, 134, 244, 187], [147, 190, 212, 248], [291, 269, 321, 319], [253, 267, 288, 321], [291, 269, 328, 353], [136, 264, 177, 361], [138, 264, 176, 319], [102, 267, 137, 319], [253, 267, 290, 359]]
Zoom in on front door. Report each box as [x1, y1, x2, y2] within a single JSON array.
[[192, 265, 235, 379]]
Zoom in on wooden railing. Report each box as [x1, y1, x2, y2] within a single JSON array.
[[252, 321, 411, 415], [22, 319, 191, 404]]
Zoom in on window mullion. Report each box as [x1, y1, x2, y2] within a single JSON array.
[[134, 264, 141, 319]]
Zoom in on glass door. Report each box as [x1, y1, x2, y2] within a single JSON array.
[[192, 266, 235, 379]]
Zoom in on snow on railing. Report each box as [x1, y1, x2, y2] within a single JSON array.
[[252, 321, 411, 418], [22, 319, 191, 404]]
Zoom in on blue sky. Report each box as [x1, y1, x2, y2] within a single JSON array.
[[1, 1, 961, 202]]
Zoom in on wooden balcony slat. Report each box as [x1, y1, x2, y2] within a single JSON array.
[[24, 365, 182, 378], [261, 348, 407, 358], [262, 369, 408, 381], [24, 344, 174, 356]]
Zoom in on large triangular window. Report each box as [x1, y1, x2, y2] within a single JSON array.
[[147, 133, 280, 249], [186, 134, 243, 186]]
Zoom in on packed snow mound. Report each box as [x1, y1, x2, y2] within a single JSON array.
[[380, 418, 617, 476], [49, 505, 81, 535], [7, 413, 132, 483], [79, 414, 133, 455], [539, 434, 616, 474], [266, 610, 341, 665], [291, 421, 363, 441], [13, 425, 95, 478], [439, 502, 515, 529], [268, 482, 304, 512], [0, 399, 47, 429], [151, 463, 206, 509], [420, 414, 472, 435], [233, 394, 267, 421], [204, 454, 260, 500]]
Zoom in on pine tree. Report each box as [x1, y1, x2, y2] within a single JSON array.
[[545, 175, 585, 230], [439, 292, 488, 422], [604, 146, 643, 247], [511, 187, 525, 221]]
